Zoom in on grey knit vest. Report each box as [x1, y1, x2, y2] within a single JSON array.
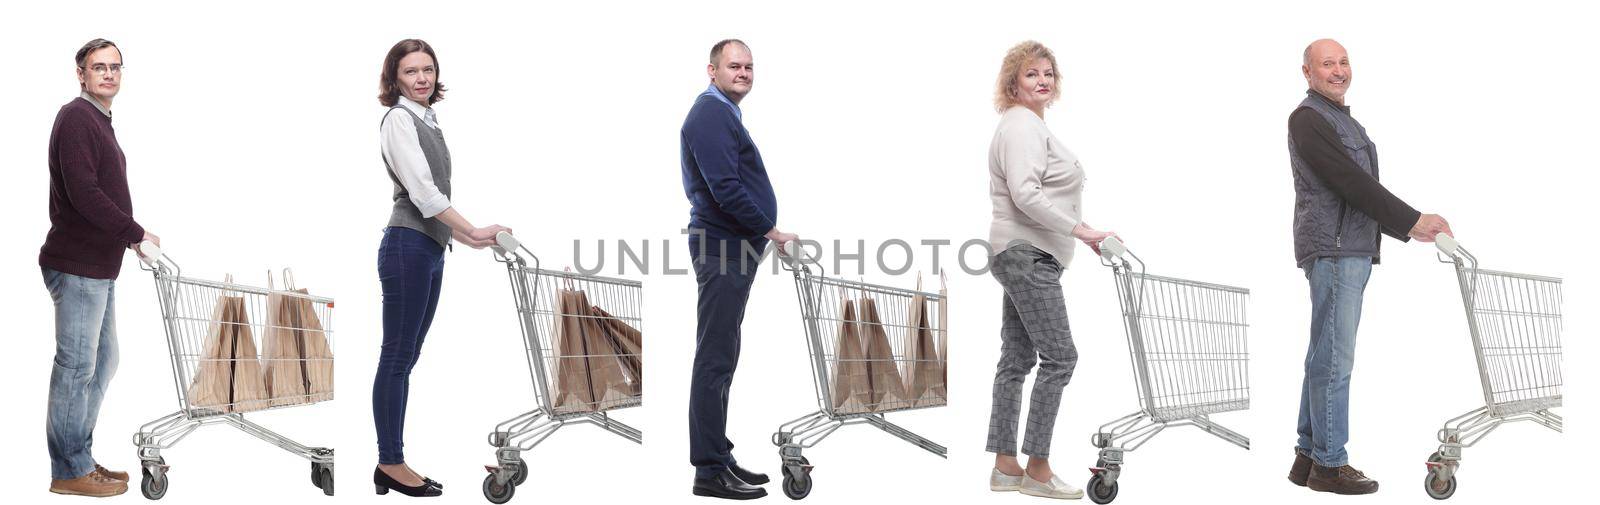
[[382, 106, 453, 248], [1288, 92, 1381, 267]]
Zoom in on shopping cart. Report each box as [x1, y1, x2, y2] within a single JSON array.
[[1086, 237, 1249, 504], [1422, 234, 1562, 500], [131, 242, 336, 500], [482, 232, 643, 504], [773, 243, 948, 500]]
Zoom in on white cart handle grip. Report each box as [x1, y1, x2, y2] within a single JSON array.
[[1098, 236, 1129, 261], [494, 231, 520, 253], [781, 240, 813, 266], [1433, 233, 1460, 256], [137, 241, 163, 266]]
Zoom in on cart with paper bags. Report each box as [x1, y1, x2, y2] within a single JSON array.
[[132, 243, 335, 500], [482, 233, 643, 504], [773, 243, 948, 500]]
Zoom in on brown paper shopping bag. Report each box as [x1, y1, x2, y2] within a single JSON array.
[[902, 287, 946, 408], [829, 295, 872, 414], [262, 290, 309, 407], [288, 288, 335, 403], [591, 304, 643, 397], [550, 289, 633, 412], [187, 294, 268, 413], [858, 297, 909, 411]]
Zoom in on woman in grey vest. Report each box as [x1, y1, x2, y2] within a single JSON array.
[[985, 40, 1117, 500], [372, 38, 510, 498]]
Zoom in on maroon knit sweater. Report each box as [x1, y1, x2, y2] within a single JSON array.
[[40, 97, 143, 280]]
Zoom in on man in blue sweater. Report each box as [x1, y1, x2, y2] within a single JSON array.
[[682, 38, 798, 500]]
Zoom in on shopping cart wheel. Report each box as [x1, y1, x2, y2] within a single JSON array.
[[782, 472, 812, 500], [483, 473, 515, 504], [140, 467, 168, 500], [509, 460, 528, 486], [319, 467, 334, 496], [1087, 474, 1118, 504], [1423, 453, 1456, 500]]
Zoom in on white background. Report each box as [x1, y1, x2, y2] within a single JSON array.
[[2, 1, 1592, 504]]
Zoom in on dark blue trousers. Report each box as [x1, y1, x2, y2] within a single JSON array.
[[688, 245, 761, 479], [373, 226, 445, 465]]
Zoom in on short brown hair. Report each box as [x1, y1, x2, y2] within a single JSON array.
[[994, 40, 1061, 113], [379, 39, 446, 107], [709, 39, 748, 65]]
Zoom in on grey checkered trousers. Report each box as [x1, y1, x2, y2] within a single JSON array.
[[986, 244, 1079, 458]]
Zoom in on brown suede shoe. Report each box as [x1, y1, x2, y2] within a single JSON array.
[[95, 464, 129, 482], [49, 472, 128, 497], [1288, 449, 1312, 486], [1307, 463, 1379, 495]]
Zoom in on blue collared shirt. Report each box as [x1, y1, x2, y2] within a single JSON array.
[[702, 84, 741, 121]]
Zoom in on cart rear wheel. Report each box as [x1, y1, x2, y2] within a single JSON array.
[[319, 467, 334, 496], [509, 460, 528, 486], [783, 473, 812, 500], [1087, 474, 1118, 504], [483, 474, 514, 504], [1424, 470, 1456, 500], [140, 468, 168, 500]]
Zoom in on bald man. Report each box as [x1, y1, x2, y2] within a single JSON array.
[[1284, 39, 1452, 495]]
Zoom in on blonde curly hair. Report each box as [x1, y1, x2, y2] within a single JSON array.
[[994, 40, 1061, 113]]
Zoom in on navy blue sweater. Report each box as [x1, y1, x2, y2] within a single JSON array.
[[680, 93, 778, 254]]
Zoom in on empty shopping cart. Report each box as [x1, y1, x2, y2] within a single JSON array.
[[774, 244, 948, 500], [482, 232, 643, 504], [132, 242, 336, 500], [1422, 234, 1562, 500], [1087, 237, 1249, 504]]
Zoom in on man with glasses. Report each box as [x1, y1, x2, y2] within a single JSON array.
[[41, 38, 158, 497]]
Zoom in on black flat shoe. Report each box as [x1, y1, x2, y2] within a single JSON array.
[[693, 469, 767, 500], [423, 478, 442, 490], [730, 464, 769, 485], [374, 467, 442, 497]]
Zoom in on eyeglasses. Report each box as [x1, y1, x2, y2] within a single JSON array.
[[80, 63, 123, 76]]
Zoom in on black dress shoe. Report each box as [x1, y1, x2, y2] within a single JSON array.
[[730, 464, 769, 485], [374, 467, 443, 497], [693, 469, 767, 500], [423, 478, 442, 490]]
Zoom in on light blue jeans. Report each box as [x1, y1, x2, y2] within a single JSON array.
[[1296, 256, 1372, 468], [43, 267, 119, 480]]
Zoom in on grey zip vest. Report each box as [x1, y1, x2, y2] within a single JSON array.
[[1288, 92, 1381, 267], [382, 106, 453, 248]]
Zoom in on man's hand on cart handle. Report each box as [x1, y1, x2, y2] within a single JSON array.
[[132, 230, 160, 253], [768, 228, 799, 254], [1409, 214, 1452, 243], [136, 240, 162, 266]]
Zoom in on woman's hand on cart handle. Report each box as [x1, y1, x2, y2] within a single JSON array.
[[1072, 223, 1118, 256], [1408, 214, 1452, 243], [459, 225, 512, 250]]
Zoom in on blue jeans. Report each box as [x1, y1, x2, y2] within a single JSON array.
[[1296, 256, 1372, 467], [373, 227, 445, 465], [688, 244, 761, 479], [43, 267, 119, 480]]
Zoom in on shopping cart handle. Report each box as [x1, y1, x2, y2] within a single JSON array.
[[1098, 236, 1129, 261], [1433, 233, 1460, 256], [493, 231, 520, 254], [136, 241, 163, 267], [781, 240, 812, 265]]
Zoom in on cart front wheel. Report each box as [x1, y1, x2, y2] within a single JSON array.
[[1424, 471, 1456, 500], [1087, 474, 1118, 504], [140, 468, 168, 500], [483, 474, 515, 504], [783, 473, 812, 500], [509, 460, 528, 486], [318, 467, 334, 496]]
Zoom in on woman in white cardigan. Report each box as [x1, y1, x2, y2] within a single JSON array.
[[985, 40, 1117, 500]]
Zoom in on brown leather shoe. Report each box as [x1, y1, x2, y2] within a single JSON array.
[[95, 464, 129, 482], [1307, 463, 1379, 495], [49, 472, 129, 497], [1288, 449, 1312, 486]]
